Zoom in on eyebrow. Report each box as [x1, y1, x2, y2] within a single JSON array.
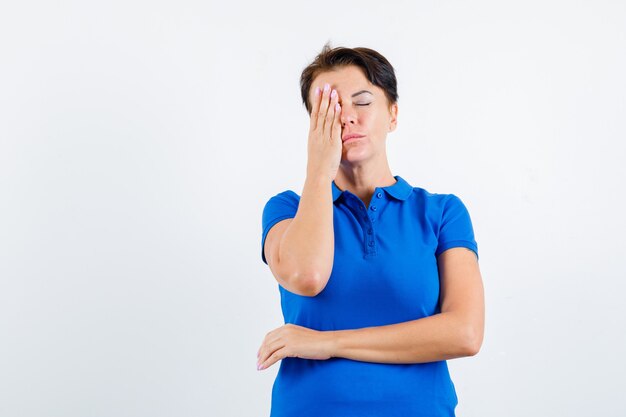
[[351, 90, 373, 98]]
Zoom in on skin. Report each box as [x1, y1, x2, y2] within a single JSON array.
[[256, 65, 485, 370], [308, 65, 399, 207]]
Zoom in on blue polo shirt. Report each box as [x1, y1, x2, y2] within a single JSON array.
[[260, 175, 478, 417]]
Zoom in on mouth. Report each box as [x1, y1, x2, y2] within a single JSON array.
[[342, 134, 365, 143]]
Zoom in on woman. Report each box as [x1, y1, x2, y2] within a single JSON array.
[[257, 43, 484, 417]]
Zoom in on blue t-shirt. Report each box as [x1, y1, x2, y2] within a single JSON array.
[[260, 175, 478, 417]]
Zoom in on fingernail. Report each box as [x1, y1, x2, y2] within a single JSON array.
[[331, 89, 337, 98], [315, 86, 320, 96], [335, 103, 341, 111], [257, 363, 263, 370], [324, 83, 330, 92]]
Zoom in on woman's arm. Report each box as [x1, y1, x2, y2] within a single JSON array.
[[268, 175, 335, 297], [330, 247, 484, 363], [265, 84, 342, 297], [257, 247, 484, 369]]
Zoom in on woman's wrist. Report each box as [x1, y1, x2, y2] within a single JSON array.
[[323, 329, 344, 359], [305, 170, 334, 185]]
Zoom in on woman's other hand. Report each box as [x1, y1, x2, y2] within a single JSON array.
[[256, 323, 335, 370], [306, 83, 342, 181]]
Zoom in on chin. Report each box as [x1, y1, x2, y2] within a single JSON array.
[[341, 148, 371, 163]]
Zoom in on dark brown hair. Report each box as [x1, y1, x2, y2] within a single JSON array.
[[300, 42, 399, 115]]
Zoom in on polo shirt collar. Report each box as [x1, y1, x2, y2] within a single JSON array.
[[331, 175, 413, 202]]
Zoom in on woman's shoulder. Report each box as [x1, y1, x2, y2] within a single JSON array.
[[395, 175, 456, 203], [262, 190, 301, 217], [406, 185, 473, 225], [409, 185, 461, 205], [265, 189, 301, 203]]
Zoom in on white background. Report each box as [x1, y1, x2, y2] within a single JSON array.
[[1, 1, 625, 416]]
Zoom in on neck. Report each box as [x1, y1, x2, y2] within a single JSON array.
[[333, 161, 396, 206]]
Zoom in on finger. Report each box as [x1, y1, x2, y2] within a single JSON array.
[[257, 330, 276, 361], [259, 347, 288, 370], [316, 83, 332, 132], [309, 85, 322, 131], [257, 334, 277, 362], [258, 338, 284, 366], [323, 89, 339, 139], [257, 345, 276, 370], [332, 101, 342, 141]]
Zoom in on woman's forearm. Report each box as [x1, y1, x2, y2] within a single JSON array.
[[328, 312, 480, 364], [278, 174, 334, 296]]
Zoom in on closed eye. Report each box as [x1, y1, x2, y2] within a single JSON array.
[[356, 103, 371, 106]]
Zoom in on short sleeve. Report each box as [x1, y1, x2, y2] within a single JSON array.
[[435, 194, 479, 260], [261, 191, 300, 265]]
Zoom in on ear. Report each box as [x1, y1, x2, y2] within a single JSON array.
[[388, 102, 398, 132]]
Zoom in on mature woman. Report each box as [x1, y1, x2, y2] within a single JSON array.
[[257, 43, 484, 417]]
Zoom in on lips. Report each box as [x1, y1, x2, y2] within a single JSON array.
[[342, 133, 365, 142]]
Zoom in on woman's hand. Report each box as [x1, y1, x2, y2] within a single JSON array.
[[306, 83, 343, 182], [256, 323, 335, 370]]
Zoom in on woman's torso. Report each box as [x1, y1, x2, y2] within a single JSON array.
[[269, 177, 459, 417]]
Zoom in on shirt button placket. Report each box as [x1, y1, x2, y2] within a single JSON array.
[[367, 203, 378, 255], [370, 204, 377, 223]]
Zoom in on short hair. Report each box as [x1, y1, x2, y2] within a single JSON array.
[[300, 42, 399, 115]]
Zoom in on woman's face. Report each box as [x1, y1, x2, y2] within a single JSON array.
[[308, 65, 398, 164]]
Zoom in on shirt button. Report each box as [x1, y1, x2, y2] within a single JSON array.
[[368, 241, 375, 247], [359, 206, 364, 210], [370, 206, 377, 211], [376, 192, 382, 198], [367, 229, 373, 235]]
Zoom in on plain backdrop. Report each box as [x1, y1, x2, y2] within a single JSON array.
[[1, 1, 625, 416]]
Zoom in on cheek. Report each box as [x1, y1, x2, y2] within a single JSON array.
[[358, 111, 375, 124], [364, 113, 385, 130]]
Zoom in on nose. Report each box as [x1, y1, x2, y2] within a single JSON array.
[[340, 107, 356, 127]]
